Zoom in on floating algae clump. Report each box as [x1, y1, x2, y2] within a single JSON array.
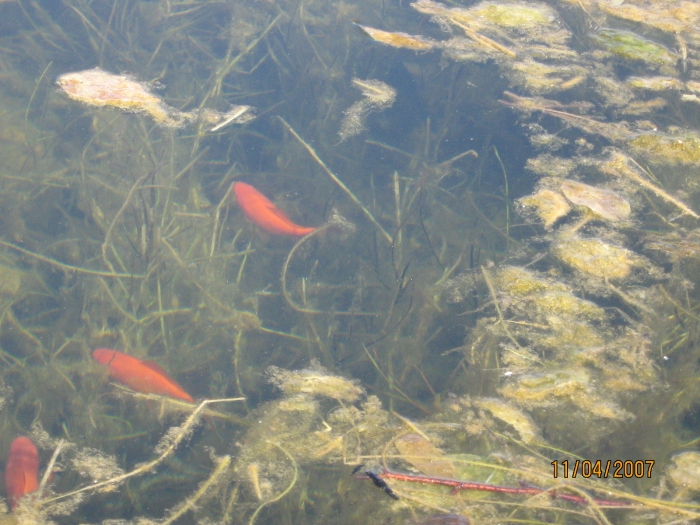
[[71, 448, 125, 483], [553, 236, 637, 280], [339, 78, 397, 141], [590, 29, 677, 67], [267, 361, 364, 402], [628, 133, 700, 166]]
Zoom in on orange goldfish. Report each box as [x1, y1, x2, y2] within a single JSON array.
[[5, 436, 39, 509], [92, 348, 194, 403], [233, 181, 316, 237]]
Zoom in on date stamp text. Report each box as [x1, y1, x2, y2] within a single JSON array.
[[552, 460, 654, 478]]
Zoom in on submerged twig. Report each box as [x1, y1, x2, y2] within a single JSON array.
[[39, 398, 244, 506]]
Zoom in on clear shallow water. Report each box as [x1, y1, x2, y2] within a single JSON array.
[[0, 0, 699, 523]]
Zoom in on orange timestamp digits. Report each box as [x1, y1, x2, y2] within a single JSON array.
[[552, 460, 654, 479]]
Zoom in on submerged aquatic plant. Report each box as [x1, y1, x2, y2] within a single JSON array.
[[2, 0, 700, 523]]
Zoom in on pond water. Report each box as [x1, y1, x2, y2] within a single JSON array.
[[0, 0, 699, 524]]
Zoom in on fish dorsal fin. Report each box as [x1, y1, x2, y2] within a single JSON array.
[[141, 360, 169, 376], [19, 470, 28, 492]]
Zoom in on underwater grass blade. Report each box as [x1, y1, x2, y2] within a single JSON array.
[[278, 117, 392, 243], [248, 442, 298, 525]]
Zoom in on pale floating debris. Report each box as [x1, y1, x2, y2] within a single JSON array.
[[553, 236, 636, 280], [204, 105, 255, 131], [354, 23, 436, 50], [560, 179, 630, 222], [338, 78, 397, 141], [394, 433, 457, 478], [267, 362, 364, 402], [668, 452, 700, 490], [57, 68, 190, 127], [626, 76, 682, 91], [518, 188, 571, 229], [57, 68, 255, 130], [352, 78, 396, 106]]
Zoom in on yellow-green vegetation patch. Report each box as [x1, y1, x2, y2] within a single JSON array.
[[472, 2, 554, 28], [476, 397, 540, 444], [537, 317, 604, 349], [519, 188, 571, 229], [496, 266, 568, 296], [591, 29, 677, 66], [553, 237, 636, 280], [628, 133, 700, 166], [500, 369, 632, 420], [395, 433, 457, 478], [501, 369, 589, 407], [626, 76, 682, 91], [525, 154, 577, 178], [532, 291, 605, 320]]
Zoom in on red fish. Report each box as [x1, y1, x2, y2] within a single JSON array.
[[5, 436, 39, 509], [233, 182, 316, 237], [92, 349, 194, 403]]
